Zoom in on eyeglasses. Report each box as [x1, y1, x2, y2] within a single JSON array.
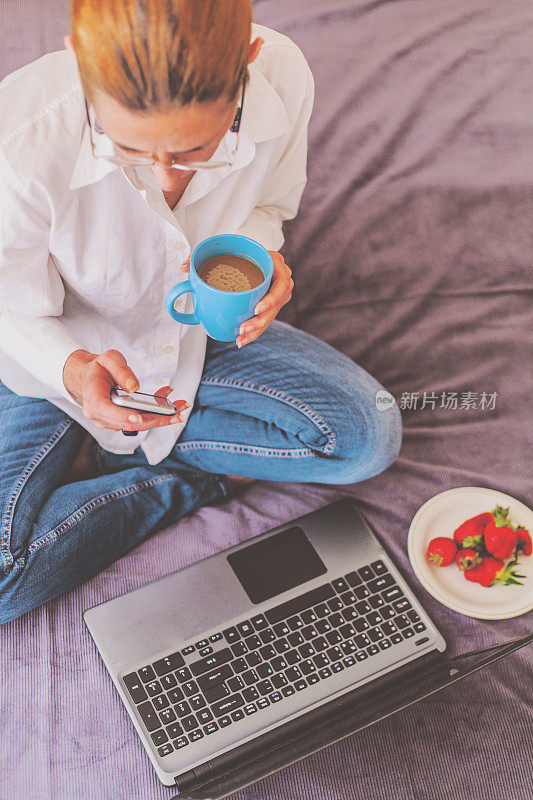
[[84, 73, 247, 170]]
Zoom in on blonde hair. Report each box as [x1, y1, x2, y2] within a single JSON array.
[[71, 0, 252, 110]]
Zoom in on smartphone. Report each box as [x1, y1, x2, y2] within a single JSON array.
[[110, 386, 177, 416]]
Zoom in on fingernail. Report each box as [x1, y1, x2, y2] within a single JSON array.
[[237, 341, 243, 349], [126, 380, 138, 392], [168, 386, 175, 392], [183, 401, 191, 409], [128, 413, 142, 423], [172, 415, 183, 423], [254, 305, 262, 315]]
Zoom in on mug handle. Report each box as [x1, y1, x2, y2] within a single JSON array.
[[165, 280, 200, 325]]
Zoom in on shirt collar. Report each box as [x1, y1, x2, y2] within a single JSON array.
[[69, 58, 290, 192]]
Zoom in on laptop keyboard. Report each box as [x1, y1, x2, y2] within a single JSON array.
[[122, 560, 427, 758]]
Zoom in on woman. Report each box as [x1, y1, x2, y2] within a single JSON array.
[[0, 0, 402, 625]]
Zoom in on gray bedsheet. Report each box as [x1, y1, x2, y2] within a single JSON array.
[[1, 1, 532, 799]]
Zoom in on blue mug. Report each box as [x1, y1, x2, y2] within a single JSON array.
[[165, 234, 273, 342]]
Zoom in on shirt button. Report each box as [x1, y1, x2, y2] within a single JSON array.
[[163, 345, 175, 354]]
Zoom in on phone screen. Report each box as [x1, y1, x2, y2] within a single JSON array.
[[111, 387, 176, 415]]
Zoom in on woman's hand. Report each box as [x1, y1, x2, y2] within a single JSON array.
[[179, 250, 294, 347], [62, 349, 189, 432]]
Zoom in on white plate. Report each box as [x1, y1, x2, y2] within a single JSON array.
[[407, 487, 533, 619]]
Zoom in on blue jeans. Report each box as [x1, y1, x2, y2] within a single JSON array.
[[0, 321, 402, 624]]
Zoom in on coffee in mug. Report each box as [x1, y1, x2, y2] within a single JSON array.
[[197, 254, 264, 293]]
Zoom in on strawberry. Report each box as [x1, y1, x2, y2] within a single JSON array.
[[427, 537, 458, 566], [464, 555, 526, 587], [453, 512, 492, 549], [484, 506, 518, 559], [454, 548, 482, 571], [515, 526, 532, 557]]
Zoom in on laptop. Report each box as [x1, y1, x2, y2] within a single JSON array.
[[83, 498, 533, 799]]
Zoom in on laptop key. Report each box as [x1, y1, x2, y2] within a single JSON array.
[[157, 743, 173, 757], [285, 649, 302, 664], [231, 641, 247, 657], [390, 633, 403, 644], [380, 605, 395, 620], [251, 614, 268, 631], [271, 655, 288, 672], [181, 645, 195, 656], [190, 648, 233, 676], [189, 694, 206, 711], [204, 683, 230, 703], [306, 673, 320, 686], [161, 674, 178, 691], [288, 615, 304, 630], [259, 629, 276, 644], [123, 673, 148, 704], [159, 708, 177, 725], [151, 729, 168, 745], [340, 590, 357, 606], [379, 639, 392, 650], [257, 662, 273, 678], [174, 736, 189, 749], [354, 585, 371, 600], [265, 583, 335, 625], [198, 646, 213, 656], [246, 651, 262, 668], [242, 686, 259, 701], [294, 679, 307, 691], [269, 691, 283, 702], [369, 595, 385, 609], [302, 625, 319, 641], [288, 631, 304, 647], [381, 586, 403, 602], [353, 618, 369, 632], [407, 610, 421, 623], [153, 652, 185, 676], [218, 715, 232, 727], [244, 634, 262, 650], [197, 665, 232, 692], [282, 685, 296, 697], [256, 697, 270, 709], [326, 630, 342, 646], [402, 628, 415, 638], [368, 627, 382, 643], [204, 721, 219, 734], [316, 619, 332, 634], [328, 612, 344, 628], [237, 621, 254, 637], [343, 655, 356, 667], [371, 560, 388, 575], [358, 565, 374, 581], [413, 622, 427, 633], [327, 597, 343, 612], [209, 633, 223, 642], [146, 681, 163, 697], [355, 634, 371, 648], [355, 601, 372, 615], [182, 715, 198, 732], [394, 615, 410, 630], [319, 667, 332, 679], [166, 722, 184, 738], [153, 695, 170, 711], [227, 676, 245, 691], [174, 701, 191, 718], [341, 607, 358, 622], [344, 571, 363, 587], [314, 603, 330, 618], [137, 701, 160, 732], [274, 638, 290, 654], [138, 666, 156, 683], [271, 673, 288, 689], [381, 621, 398, 636], [257, 679, 274, 695], [331, 661, 344, 673], [197, 708, 213, 724], [188, 729, 204, 742], [182, 680, 199, 697], [231, 709, 245, 721], [327, 646, 343, 662], [195, 639, 208, 649], [313, 636, 329, 652], [367, 644, 380, 656], [340, 640, 357, 655], [368, 574, 395, 593], [332, 577, 349, 592], [299, 659, 315, 676], [222, 627, 240, 644], [299, 643, 316, 659], [301, 609, 318, 624], [242, 669, 259, 686], [211, 692, 245, 717], [259, 644, 277, 660], [393, 598, 412, 613], [355, 650, 368, 661], [243, 703, 257, 715], [168, 688, 184, 703], [231, 658, 247, 674], [312, 653, 329, 669]]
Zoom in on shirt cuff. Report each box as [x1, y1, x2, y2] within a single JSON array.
[[234, 207, 285, 253], [0, 311, 88, 403]]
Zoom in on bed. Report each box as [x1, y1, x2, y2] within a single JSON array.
[[1, 1, 532, 798]]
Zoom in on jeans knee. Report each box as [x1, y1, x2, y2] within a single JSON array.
[[330, 393, 403, 485]]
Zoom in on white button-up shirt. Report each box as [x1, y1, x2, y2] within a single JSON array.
[[0, 22, 314, 465]]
